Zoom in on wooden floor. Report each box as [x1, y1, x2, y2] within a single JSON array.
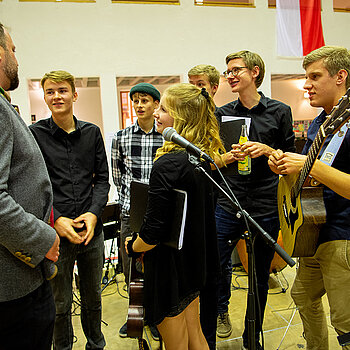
[[71, 263, 341, 349]]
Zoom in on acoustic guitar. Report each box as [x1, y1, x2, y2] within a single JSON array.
[[278, 88, 350, 257], [236, 230, 287, 274], [126, 255, 150, 350]]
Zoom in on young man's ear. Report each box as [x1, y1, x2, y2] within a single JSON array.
[[73, 91, 78, 102], [212, 84, 218, 96], [154, 100, 159, 109], [251, 66, 260, 79], [336, 69, 348, 86]]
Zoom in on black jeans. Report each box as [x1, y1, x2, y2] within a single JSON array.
[[0, 280, 55, 350]]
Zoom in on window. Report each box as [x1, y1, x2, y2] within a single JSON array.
[[112, 0, 179, 4], [334, 0, 350, 12], [116, 75, 180, 128], [268, 0, 276, 8], [194, 0, 254, 7]]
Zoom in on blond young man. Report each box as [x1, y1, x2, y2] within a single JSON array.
[[188, 64, 220, 98], [187, 64, 221, 350], [215, 51, 295, 349], [29, 70, 110, 350], [269, 46, 350, 350]]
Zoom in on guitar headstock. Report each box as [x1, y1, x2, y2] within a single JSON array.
[[322, 87, 350, 137]]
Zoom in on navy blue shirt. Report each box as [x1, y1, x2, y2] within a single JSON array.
[[215, 92, 295, 218], [303, 111, 350, 244]]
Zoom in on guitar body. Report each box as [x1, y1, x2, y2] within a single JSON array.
[[278, 173, 326, 257], [236, 230, 287, 273], [127, 274, 145, 338], [127, 256, 150, 350], [277, 88, 350, 257]]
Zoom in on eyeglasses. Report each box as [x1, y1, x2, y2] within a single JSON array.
[[223, 66, 247, 78]]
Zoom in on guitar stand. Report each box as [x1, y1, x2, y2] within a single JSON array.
[[276, 302, 297, 350], [271, 269, 287, 293], [192, 157, 295, 350]]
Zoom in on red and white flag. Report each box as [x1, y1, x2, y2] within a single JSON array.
[[276, 0, 325, 57]]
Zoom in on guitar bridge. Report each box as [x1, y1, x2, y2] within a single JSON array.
[[282, 196, 290, 227]]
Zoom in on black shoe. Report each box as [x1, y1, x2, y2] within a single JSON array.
[[119, 322, 127, 338], [149, 325, 160, 341]]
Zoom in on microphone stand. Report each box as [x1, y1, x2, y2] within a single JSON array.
[[190, 155, 295, 350]]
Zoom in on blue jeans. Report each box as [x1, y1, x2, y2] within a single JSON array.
[[215, 205, 279, 344], [51, 233, 105, 350]]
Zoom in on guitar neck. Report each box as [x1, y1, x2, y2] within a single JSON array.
[[295, 130, 325, 194]]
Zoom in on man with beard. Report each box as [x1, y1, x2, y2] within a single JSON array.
[[0, 23, 60, 350]]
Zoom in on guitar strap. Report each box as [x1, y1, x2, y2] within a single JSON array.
[[319, 123, 350, 166]]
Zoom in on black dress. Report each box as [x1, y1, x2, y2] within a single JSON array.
[[139, 151, 220, 325]]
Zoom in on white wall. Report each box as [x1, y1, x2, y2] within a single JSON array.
[[2, 0, 350, 134], [29, 86, 104, 127]]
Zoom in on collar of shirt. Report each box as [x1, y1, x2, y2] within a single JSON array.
[[133, 120, 160, 135], [315, 110, 327, 125], [232, 91, 268, 113], [48, 115, 82, 138], [0, 87, 11, 103]]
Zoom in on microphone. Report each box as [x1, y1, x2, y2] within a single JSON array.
[[162, 127, 214, 163]]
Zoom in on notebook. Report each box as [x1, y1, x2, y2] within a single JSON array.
[[130, 180, 187, 250]]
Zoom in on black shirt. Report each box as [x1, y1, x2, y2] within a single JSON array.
[[29, 116, 110, 236], [139, 152, 219, 324], [215, 92, 295, 217]]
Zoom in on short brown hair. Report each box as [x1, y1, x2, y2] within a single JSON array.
[[225, 50, 265, 88], [188, 64, 220, 87], [303, 46, 350, 89], [0, 23, 7, 51], [41, 70, 76, 93]]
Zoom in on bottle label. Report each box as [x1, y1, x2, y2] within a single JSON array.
[[238, 157, 250, 172], [238, 136, 251, 174], [239, 136, 248, 144]]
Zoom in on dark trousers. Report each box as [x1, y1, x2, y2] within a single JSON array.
[[0, 280, 55, 350], [200, 280, 218, 350], [51, 233, 105, 350], [215, 205, 279, 344]]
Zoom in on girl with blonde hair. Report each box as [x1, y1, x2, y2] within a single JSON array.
[[126, 83, 224, 350]]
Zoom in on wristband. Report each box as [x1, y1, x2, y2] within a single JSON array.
[[127, 233, 141, 258]]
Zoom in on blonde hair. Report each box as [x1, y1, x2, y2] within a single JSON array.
[[155, 83, 224, 161], [41, 70, 76, 93], [188, 64, 220, 87], [303, 46, 350, 89], [225, 50, 265, 88]]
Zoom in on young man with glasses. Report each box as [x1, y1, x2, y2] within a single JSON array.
[[214, 50, 295, 349]]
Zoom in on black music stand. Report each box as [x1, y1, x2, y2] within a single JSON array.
[[101, 202, 122, 292]]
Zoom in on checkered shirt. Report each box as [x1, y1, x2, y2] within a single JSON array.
[[111, 121, 164, 214]]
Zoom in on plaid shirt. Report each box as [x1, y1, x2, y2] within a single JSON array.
[[111, 121, 164, 214]]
